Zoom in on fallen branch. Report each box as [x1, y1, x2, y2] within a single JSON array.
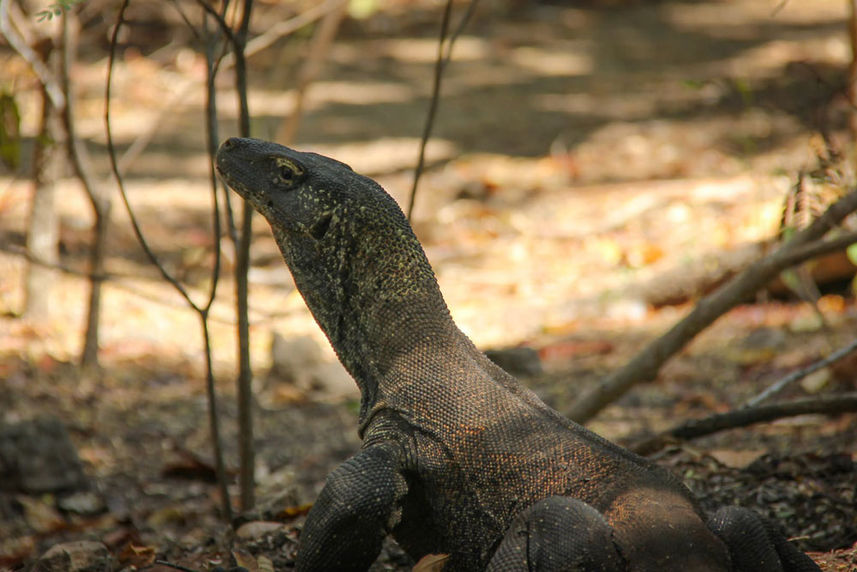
[[631, 392, 857, 456], [568, 187, 857, 423]]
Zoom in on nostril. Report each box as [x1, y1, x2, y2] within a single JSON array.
[[222, 137, 237, 149]]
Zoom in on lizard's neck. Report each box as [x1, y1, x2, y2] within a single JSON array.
[[277, 225, 460, 420], [334, 249, 456, 411]]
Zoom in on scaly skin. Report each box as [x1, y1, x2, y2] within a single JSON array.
[[216, 137, 820, 572]]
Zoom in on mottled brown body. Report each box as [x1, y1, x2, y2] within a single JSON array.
[[216, 137, 820, 572]]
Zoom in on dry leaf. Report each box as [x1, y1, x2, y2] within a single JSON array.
[[0, 535, 36, 567], [235, 521, 284, 540], [118, 543, 156, 568], [625, 241, 664, 268], [161, 448, 218, 482], [413, 553, 449, 572], [16, 496, 65, 534], [800, 368, 831, 394], [257, 555, 275, 572], [539, 340, 613, 361], [281, 503, 314, 519], [233, 549, 258, 571], [708, 449, 765, 469]]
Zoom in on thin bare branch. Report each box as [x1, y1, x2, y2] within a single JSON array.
[[199, 314, 229, 516], [445, 0, 480, 65], [744, 337, 857, 408], [407, 0, 479, 221], [60, 14, 103, 209], [201, 12, 223, 316], [631, 393, 857, 456], [242, 0, 343, 61], [1, 242, 303, 324], [770, 0, 790, 17], [194, 6, 233, 523], [105, 0, 200, 312], [191, 0, 237, 47]]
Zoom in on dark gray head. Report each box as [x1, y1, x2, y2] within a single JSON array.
[[215, 138, 449, 400], [216, 137, 363, 236]]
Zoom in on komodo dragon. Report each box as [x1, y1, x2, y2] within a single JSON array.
[[215, 137, 820, 572]]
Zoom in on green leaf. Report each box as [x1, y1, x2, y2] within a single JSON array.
[[35, 0, 86, 22], [847, 242, 857, 266], [0, 91, 21, 171]]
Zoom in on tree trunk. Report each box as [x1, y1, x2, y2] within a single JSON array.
[[24, 44, 63, 321], [79, 201, 110, 369], [59, 11, 112, 371]]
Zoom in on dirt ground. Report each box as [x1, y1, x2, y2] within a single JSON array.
[[1, 0, 856, 569]]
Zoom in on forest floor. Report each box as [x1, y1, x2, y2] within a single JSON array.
[[1, 0, 856, 570]]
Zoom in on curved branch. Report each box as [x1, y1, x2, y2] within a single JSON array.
[[61, 10, 113, 369], [200, 8, 224, 317], [631, 392, 857, 456], [407, 0, 479, 221], [105, 0, 200, 312]]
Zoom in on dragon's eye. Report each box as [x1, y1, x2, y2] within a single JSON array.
[[280, 165, 296, 182], [276, 159, 303, 187]]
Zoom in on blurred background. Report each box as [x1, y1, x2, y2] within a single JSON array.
[[1, 1, 855, 569]]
